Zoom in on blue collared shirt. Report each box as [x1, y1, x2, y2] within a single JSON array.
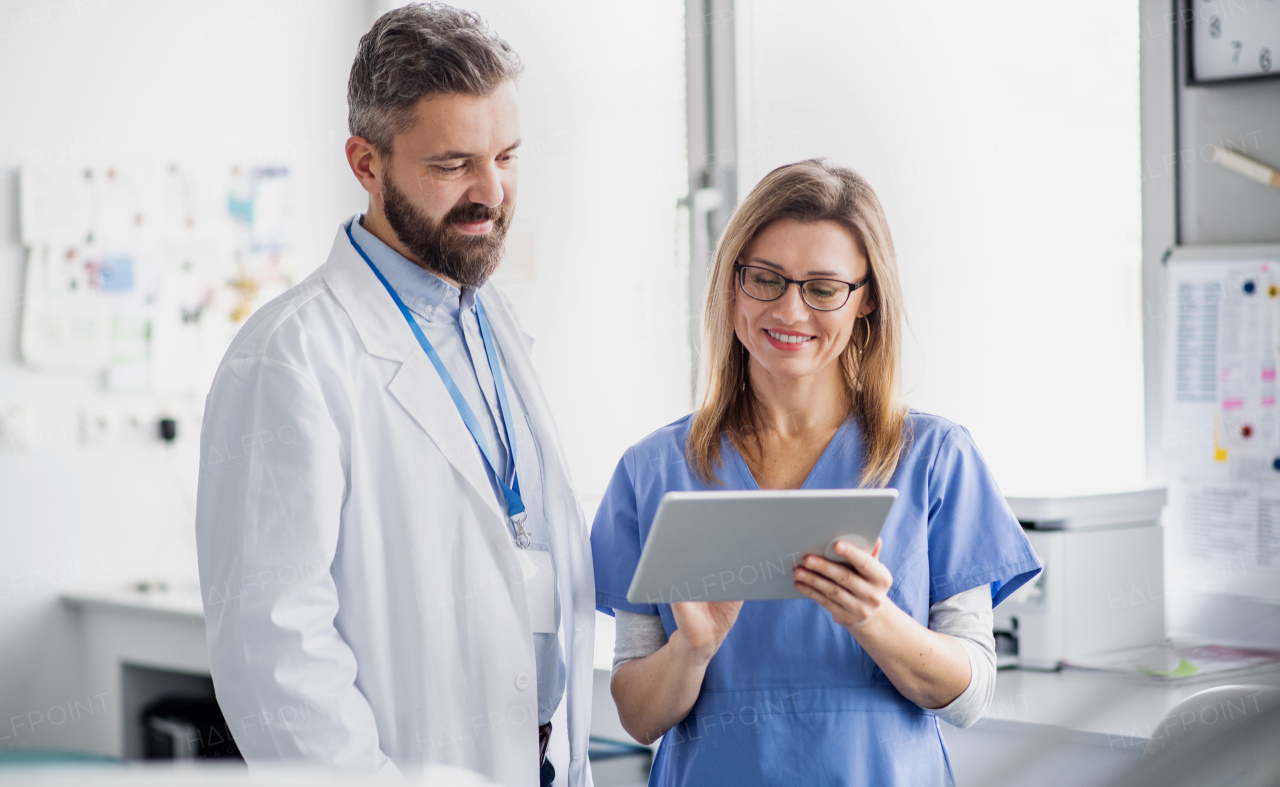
[[350, 216, 565, 725]]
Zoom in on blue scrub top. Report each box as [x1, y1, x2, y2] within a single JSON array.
[[591, 411, 1041, 787]]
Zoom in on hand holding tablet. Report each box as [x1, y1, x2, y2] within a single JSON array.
[[793, 535, 896, 631]]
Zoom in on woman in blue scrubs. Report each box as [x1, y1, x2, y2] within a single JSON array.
[[591, 159, 1041, 786]]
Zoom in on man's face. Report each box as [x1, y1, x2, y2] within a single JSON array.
[[377, 83, 520, 288]]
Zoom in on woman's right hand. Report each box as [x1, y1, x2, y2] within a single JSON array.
[[670, 600, 744, 664], [612, 601, 745, 744]]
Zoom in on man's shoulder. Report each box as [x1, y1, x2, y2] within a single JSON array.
[[221, 268, 351, 366]]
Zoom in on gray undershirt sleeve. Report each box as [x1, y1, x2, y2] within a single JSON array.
[[609, 586, 996, 729], [926, 584, 996, 728], [611, 610, 670, 681]]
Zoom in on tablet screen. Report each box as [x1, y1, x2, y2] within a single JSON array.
[[626, 489, 899, 604]]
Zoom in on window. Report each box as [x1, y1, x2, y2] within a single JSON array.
[[734, 1, 1147, 495]]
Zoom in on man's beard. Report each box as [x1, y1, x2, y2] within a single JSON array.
[[381, 173, 514, 289]]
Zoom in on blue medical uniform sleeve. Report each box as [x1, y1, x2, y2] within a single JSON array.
[[927, 426, 1041, 607], [591, 451, 659, 616]]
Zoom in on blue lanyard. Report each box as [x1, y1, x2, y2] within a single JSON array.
[[346, 224, 531, 548]]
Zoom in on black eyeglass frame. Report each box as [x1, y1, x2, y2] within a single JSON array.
[[733, 262, 870, 312]]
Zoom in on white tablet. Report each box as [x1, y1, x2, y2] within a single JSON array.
[[625, 488, 899, 604]]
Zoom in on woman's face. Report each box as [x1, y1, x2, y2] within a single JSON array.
[[733, 218, 875, 385]]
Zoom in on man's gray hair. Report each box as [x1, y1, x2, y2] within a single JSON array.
[[348, 3, 522, 154]]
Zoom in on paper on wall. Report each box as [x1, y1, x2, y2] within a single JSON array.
[[1167, 480, 1280, 603], [19, 245, 111, 371], [18, 165, 93, 245], [1164, 264, 1227, 467], [1164, 257, 1280, 605], [16, 162, 295, 391], [1218, 265, 1280, 453]]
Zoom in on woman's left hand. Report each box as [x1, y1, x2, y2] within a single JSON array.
[[793, 538, 895, 632]]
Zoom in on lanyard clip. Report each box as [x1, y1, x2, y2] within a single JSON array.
[[511, 511, 532, 549]]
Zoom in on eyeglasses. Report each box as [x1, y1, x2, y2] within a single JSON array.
[[734, 263, 869, 311]]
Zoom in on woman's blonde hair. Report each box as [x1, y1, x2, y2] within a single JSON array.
[[687, 159, 908, 488]]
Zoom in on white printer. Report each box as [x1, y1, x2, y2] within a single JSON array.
[[993, 489, 1168, 671]]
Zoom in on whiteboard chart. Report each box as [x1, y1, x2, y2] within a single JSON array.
[[1164, 253, 1280, 604], [18, 163, 297, 394]]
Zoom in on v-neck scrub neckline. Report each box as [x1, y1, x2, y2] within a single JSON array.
[[726, 419, 853, 491]]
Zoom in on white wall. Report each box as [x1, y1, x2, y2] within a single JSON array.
[[0, 0, 370, 751], [735, 1, 1148, 497]]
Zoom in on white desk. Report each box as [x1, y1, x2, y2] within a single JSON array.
[[941, 666, 1280, 787], [64, 586, 1280, 785], [62, 585, 210, 758]]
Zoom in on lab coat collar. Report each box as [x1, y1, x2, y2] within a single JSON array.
[[321, 218, 410, 362], [322, 217, 503, 522]]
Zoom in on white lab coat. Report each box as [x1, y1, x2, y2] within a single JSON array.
[[194, 219, 595, 787]]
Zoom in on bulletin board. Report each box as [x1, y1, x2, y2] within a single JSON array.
[[17, 162, 296, 394], [1163, 248, 1280, 607]]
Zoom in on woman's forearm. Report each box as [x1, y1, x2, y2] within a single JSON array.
[[610, 629, 712, 745], [852, 603, 971, 710]]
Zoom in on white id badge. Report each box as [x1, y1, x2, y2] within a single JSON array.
[[517, 550, 556, 634]]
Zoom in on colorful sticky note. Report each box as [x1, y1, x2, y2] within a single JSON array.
[[100, 256, 134, 292], [1140, 658, 1199, 678]]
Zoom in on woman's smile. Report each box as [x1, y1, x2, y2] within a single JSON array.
[[764, 328, 817, 350]]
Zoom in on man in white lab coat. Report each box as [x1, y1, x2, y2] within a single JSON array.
[[194, 5, 594, 785]]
